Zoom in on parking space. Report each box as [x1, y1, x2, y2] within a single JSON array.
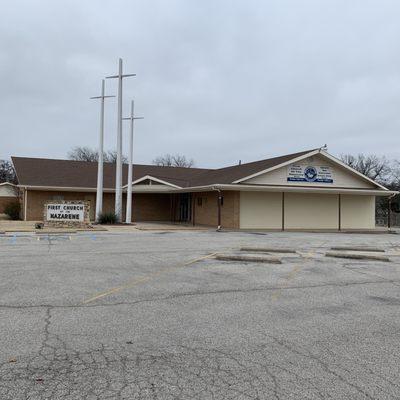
[[1, 230, 400, 399]]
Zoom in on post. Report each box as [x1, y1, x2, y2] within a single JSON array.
[[106, 59, 136, 222], [91, 80, 115, 222], [217, 190, 222, 231], [192, 194, 196, 226], [96, 80, 105, 222], [126, 101, 134, 223], [388, 197, 392, 229], [24, 188, 28, 221], [122, 101, 143, 224], [115, 59, 123, 221]]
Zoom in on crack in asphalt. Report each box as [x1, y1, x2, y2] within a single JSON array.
[[0, 278, 398, 311], [2, 236, 400, 399], [1, 307, 399, 400]]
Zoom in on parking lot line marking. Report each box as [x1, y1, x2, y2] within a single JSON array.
[[81, 252, 217, 304], [298, 251, 315, 259], [272, 264, 301, 302]]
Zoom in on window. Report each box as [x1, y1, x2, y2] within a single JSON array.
[[197, 197, 203, 207]]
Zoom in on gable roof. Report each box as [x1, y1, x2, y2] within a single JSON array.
[[12, 149, 316, 189], [126, 175, 181, 188], [188, 149, 316, 186], [231, 149, 387, 190], [11, 157, 211, 189], [12, 148, 386, 191]]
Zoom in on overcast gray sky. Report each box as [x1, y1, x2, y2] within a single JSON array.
[[1, 0, 399, 168]]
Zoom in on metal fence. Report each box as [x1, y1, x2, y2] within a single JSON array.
[[376, 210, 400, 227]]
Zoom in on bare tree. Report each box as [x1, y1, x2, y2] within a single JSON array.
[[340, 154, 392, 183], [67, 147, 127, 163], [153, 154, 194, 168], [390, 161, 400, 189], [68, 146, 98, 162], [104, 150, 127, 164], [0, 160, 17, 184]]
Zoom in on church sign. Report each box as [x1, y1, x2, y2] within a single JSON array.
[[46, 203, 85, 222], [44, 201, 90, 227], [287, 165, 333, 184]]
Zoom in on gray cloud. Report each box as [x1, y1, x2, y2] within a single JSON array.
[[1, 0, 400, 167]]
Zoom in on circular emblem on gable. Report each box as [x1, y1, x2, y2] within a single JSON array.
[[304, 166, 317, 182]]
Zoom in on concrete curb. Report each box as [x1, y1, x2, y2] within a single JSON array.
[[35, 231, 77, 235], [330, 246, 385, 252], [216, 254, 282, 264], [240, 247, 296, 254], [325, 251, 390, 262]]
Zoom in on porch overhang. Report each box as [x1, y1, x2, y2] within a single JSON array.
[[171, 184, 398, 196], [17, 183, 398, 197]]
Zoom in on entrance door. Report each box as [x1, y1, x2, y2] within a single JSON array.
[[177, 193, 192, 223]]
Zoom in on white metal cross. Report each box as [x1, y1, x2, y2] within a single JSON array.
[[90, 79, 115, 222], [122, 100, 143, 224], [106, 58, 136, 222]]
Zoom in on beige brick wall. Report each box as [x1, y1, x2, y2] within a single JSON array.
[[193, 191, 240, 229], [24, 190, 172, 222]]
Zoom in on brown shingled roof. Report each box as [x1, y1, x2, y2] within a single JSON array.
[[189, 149, 315, 186], [12, 149, 316, 189]]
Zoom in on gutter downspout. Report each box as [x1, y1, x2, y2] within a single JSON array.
[[212, 186, 222, 231], [23, 187, 28, 221], [388, 193, 397, 230]]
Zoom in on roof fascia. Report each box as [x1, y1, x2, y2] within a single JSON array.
[[318, 150, 388, 190], [0, 182, 17, 187], [232, 150, 320, 184], [17, 185, 115, 193], [10, 157, 21, 185], [17, 183, 396, 196], [122, 175, 181, 189], [171, 184, 396, 196]]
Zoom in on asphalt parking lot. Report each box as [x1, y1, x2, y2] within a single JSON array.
[[1, 229, 400, 399]]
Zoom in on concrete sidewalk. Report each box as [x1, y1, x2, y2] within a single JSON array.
[[0, 220, 106, 233]]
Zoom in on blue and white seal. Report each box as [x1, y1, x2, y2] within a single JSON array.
[[304, 166, 317, 182]]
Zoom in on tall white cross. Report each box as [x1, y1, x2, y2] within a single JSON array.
[[90, 79, 115, 222], [106, 58, 136, 222], [123, 100, 143, 224]]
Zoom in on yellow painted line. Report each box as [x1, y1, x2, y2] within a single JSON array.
[[298, 251, 315, 259], [286, 264, 301, 280], [272, 264, 302, 302], [82, 252, 217, 305], [271, 291, 281, 301]]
